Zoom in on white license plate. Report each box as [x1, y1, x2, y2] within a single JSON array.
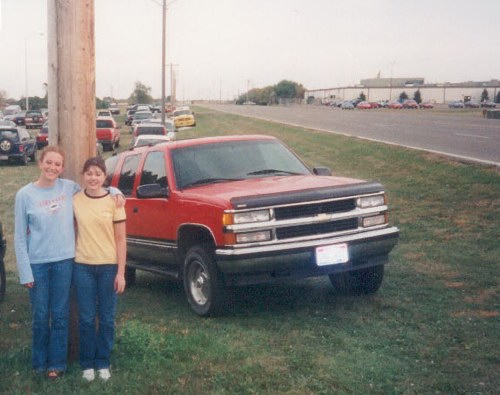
[[0, 155, 8, 160], [315, 243, 349, 266]]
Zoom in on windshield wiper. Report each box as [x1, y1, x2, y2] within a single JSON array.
[[247, 169, 301, 176], [183, 177, 243, 188]]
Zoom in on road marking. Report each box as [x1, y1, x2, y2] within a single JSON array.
[[454, 133, 490, 139]]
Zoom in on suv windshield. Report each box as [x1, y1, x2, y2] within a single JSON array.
[[137, 126, 165, 136], [172, 140, 311, 189], [96, 120, 114, 128]]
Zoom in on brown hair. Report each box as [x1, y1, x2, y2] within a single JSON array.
[[82, 156, 106, 174], [40, 146, 65, 164]]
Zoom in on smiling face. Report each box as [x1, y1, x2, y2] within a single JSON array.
[[83, 165, 106, 194], [38, 151, 64, 185]]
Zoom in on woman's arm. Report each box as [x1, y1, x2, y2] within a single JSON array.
[[113, 221, 127, 294], [14, 191, 34, 285]]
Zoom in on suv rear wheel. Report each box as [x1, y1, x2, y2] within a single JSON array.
[[183, 244, 225, 316], [329, 264, 384, 294]]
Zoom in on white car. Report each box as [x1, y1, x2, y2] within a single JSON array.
[[133, 134, 173, 148], [97, 110, 113, 118]]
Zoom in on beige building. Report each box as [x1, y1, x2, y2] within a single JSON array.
[[305, 78, 500, 105]]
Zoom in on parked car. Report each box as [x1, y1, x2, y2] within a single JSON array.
[[387, 101, 403, 109], [172, 108, 196, 128], [105, 134, 399, 316], [109, 105, 120, 115], [0, 127, 36, 165], [130, 111, 154, 129], [0, 217, 6, 302], [0, 120, 16, 128], [133, 134, 173, 148], [96, 117, 120, 151], [402, 100, 419, 109], [36, 121, 49, 149], [97, 109, 113, 118], [13, 111, 27, 126], [448, 101, 464, 108], [3, 104, 22, 117], [419, 102, 434, 109], [340, 101, 354, 110], [464, 100, 480, 108], [356, 101, 372, 110], [24, 110, 45, 129], [480, 101, 497, 108], [132, 122, 170, 140]]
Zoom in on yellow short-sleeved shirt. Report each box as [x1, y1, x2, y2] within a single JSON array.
[[73, 190, 126, 265]]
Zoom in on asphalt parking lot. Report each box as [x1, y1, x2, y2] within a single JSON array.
[[201, 104, 500, 166]]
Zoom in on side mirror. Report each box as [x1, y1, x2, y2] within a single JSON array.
[[313, 167, 332, 176], [136, 183, 168, 199]]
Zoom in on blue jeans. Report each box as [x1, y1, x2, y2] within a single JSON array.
[[29, 259, 73, 372], [72, 263, 118, 370]]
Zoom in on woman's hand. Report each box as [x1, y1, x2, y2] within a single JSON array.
[[113, 194, 126, 208], [114, 274, 126, 294], [24, 282, 34, 289]]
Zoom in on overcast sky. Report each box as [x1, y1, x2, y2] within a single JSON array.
[[1, 0, 499, 101]]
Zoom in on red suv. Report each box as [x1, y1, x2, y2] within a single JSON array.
[[106, 135, 399, 316]]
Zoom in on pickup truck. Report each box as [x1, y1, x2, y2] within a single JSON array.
[[106, 135, 399, 316], [96, 117, 120, 151]]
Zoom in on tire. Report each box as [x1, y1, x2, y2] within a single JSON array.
[[183, 244, 225, 317], [0, 261, 5, 302], [29, 149, 36, 163], [329, 265, 384, 295], [125, 266, 136, 288], [19, 153, 28, 166], [0, 138, 13, 154]]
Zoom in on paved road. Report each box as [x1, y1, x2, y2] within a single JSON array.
[[201, 104, 500, 166]]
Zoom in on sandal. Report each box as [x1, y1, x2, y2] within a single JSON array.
[[47, 370, 63, 379]]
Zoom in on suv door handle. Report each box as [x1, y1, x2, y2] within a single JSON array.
[[133, 207, 138, 213]]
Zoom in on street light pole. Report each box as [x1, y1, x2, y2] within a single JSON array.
[[161, 0, 167, 126]]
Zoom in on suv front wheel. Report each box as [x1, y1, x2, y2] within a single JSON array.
[[183, 244, 225, 317]]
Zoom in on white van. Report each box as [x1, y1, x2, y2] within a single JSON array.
[[4, 105, 22, 116]]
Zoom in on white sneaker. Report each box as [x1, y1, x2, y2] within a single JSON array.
[[82, 369, 95, 382], [97, 368, 111, 381]]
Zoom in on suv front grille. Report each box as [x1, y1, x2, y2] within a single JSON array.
[[274, 198, 356, 220], [276, 217, 358, 240]]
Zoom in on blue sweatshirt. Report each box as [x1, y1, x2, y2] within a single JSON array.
[[14, 178, 79, 284]]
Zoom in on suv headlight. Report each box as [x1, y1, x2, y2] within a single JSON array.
[[357, 194, 385, 209], [223, 209, 271, 225]]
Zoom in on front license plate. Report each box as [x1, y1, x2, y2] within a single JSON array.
[[316, 243, 349, 266]]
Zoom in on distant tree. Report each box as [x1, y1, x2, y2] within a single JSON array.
[[399, 91, 409, 102], [413, 89, 422, 104], [274, 80, 305, 100], [128, 81, 154, 104], [18, 96, 47, 110], [0, 90, 6, 108], [481, 88, 489, 102], [496, 91, 500, 104], [359, 91, 366, 101], [96, 97, 109, 109]]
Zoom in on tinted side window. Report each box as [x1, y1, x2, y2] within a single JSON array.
[[118, 154, 141, 196], [104, 155, 120, 187], [140, 151, 167, 189]]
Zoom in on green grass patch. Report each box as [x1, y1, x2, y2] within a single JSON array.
[[0, 107, 498, 394]]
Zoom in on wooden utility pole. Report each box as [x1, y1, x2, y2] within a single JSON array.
[[47, 0, 97, 181], [47, 0, 96, 361]]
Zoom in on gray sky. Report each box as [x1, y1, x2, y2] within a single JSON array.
[[1, 0, 499, 101]]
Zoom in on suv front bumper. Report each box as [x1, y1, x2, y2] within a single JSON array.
[[216, 227, 399, 285]]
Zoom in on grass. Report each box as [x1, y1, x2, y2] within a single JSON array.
[[0, 106, 498, 394]]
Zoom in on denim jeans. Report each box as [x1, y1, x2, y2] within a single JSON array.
[[29, 259, 73, 372], [72, 263, 118, 370]]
